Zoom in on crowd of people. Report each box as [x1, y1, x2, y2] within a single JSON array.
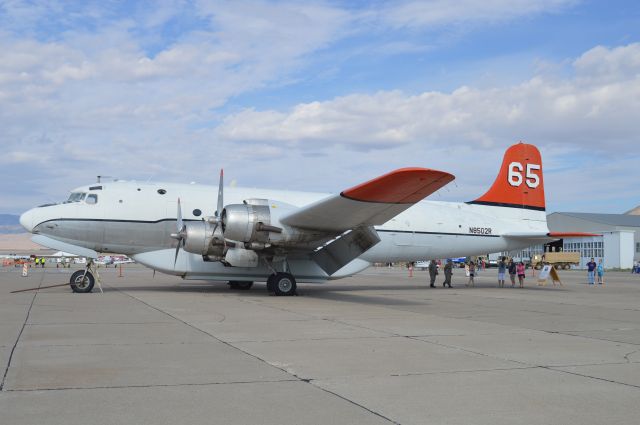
[[424, 256, 609, 288], [424, 257, 528, 288]]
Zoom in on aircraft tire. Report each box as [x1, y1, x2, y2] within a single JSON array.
[[70, 270, 95, 293], [229, 281, 253, 290], [266, 275, 276, 293], [272, 272, 297, 296]]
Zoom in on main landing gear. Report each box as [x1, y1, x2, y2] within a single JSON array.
[[266, 272, 297, 296], [227, 274, 296, 296]]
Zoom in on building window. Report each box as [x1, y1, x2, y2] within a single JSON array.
[[637, 242, 640, 253]]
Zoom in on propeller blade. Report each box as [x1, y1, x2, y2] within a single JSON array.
[[176, 197, 183, 232], [172, 198, 186, 267], [174, 242, 180, 267], [216, 169, 224, 218]]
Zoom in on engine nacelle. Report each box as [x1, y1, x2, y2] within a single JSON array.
[[222, 203, 272, 243], [181, 221, 220, 256]]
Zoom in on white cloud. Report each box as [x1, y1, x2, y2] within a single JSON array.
[[215, 43, 640, 155], [378, 0, 577, 29], [574, 43, 640, 83], [0, 1, 634, 214]]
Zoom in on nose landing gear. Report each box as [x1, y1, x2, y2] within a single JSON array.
[[70, 270, 95, 293], [69, 260, 102, 293]]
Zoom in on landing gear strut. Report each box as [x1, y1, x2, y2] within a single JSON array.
[[267, 272, 297, 296]]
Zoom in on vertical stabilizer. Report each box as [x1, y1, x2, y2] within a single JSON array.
[[469, 142, 545, 211]]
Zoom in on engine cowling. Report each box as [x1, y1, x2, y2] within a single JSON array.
[[181, 221, 221, 256], [221, 204, 272, 243]]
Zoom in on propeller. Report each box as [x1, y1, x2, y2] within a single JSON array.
[[171, 198, 186, 266], [171, 170, 225, 267]]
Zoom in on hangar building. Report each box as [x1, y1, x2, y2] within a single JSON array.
[[546, 212, 640, 269]]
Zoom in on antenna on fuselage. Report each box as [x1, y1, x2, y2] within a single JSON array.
[[96, 175, 114, 183], [96, 176, 113, 183]]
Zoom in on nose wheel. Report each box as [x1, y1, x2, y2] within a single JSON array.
[[70, 270, 95, 293], [267, 272, 297, 296], [69, 260, 102, 293]]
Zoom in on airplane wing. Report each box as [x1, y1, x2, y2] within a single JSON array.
[[280, 167, 455, 232]]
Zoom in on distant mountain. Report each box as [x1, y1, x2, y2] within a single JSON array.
[[626, 205, 640, 215], [0, 214, 23, 234]]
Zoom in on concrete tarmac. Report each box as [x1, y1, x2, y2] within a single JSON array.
[[1, 264, 639, 424]]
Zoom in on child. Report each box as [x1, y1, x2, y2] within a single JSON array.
[[516, 262, 526, 288], [467, 261, 476, 287], [586, 257, 597, 285], [597, 259, 604, 285]]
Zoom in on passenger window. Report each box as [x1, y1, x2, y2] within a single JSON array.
[[86, 194, 98, 205]]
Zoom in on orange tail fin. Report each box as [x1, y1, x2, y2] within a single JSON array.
[[469, 142, 545, 211]]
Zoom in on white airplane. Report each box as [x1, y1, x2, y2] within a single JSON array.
[[95, 255, 134, 266], [19, 142, 580, 295]]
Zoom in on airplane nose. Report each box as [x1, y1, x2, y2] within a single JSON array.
[[19, 209, 34, 233]]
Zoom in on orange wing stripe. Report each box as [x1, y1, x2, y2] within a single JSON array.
[[341, 168, 454, 204]]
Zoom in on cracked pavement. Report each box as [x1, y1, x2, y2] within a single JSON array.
[[1, 265, 640, 424]]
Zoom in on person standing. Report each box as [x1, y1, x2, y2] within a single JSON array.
[[497, 256, 507, 287], [508, 259, 517, 287], [467, 261, 476, 287], [596, 259, 604, 285], [443, 259, 453, 288], [428, 260, 437, 288], [586, 257, 597, 285], [516, 261, 526, 288]]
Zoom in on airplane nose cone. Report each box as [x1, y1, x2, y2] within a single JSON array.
[[19, 209, 34, 233]]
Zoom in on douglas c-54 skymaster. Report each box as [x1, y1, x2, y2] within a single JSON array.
[[19, 142, 581, 295]]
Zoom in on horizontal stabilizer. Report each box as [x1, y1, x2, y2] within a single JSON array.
[[503, 232, 601, 241], [548, 232, 601, 238]]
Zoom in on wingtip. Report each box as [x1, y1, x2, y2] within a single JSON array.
[[341, 168, 455, 204]]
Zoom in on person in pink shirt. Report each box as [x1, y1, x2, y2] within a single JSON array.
[[516, 262, 526, 288]]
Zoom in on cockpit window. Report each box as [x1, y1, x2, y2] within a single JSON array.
[[86, 194, 98, 205], [65, 192, 86, 203]]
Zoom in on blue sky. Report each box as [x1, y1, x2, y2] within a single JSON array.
[[1, 0, 639, 214]]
